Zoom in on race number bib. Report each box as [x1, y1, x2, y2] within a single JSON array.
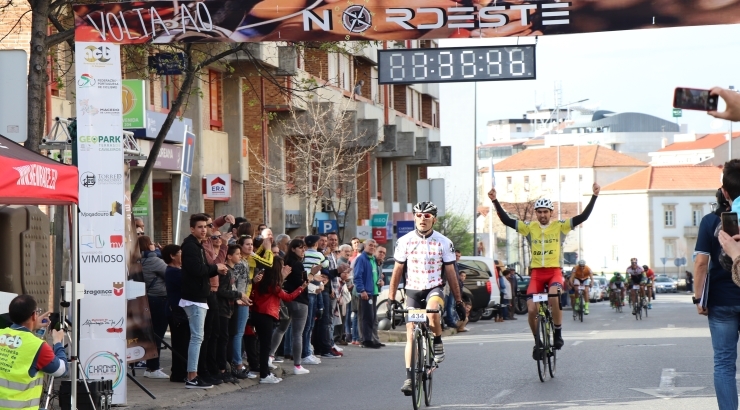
[[633, 285, 641, 290], [532, 293, 548, 302], [407, 309, 426, 322]]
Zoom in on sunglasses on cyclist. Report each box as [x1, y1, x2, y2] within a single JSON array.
[[415, 213, 434, 220]]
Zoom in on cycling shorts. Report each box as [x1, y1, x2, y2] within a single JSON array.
[[610, 282, 624, 289], [630, 275, 645, 286], [405, 286, 445, 309], [573, 278, 591, 287], [527, 267, 563, 295]]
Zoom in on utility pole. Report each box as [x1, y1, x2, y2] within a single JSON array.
[[473, 82, 478, 255]]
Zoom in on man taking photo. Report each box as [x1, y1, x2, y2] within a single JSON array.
[[2, 295, 67, 409]]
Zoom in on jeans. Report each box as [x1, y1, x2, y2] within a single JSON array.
[[444, 293, 458, 327], [146, 296, 169, 371], [270, 301, 308, 366], [182, 304, 207, 373], [501, 298, 510, 320], [302, 294, 317, 358], [344, 301, 352, 340], [708, 305, 740, 410], [351, 312, 359, 341], [231, 306, 249, 364]]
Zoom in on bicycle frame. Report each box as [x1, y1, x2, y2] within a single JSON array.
[[392, 307, 440, 410]]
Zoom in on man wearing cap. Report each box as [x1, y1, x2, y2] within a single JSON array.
[[1, 295, 67, 410]]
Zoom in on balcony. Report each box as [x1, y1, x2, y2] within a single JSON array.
[[684, 226, 699, 238]]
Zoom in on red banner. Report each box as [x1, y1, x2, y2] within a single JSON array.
[[74, 1, 740, 44]]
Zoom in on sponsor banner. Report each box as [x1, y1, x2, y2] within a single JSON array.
[[75, 42, 127, 404], [131, 184, 149, 216], [203, 174, 231, 200], [122, 80, 146, 128], [74, 1, 740, 43]]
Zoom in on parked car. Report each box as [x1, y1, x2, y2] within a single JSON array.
[[514, 274, 530, 315], [654, 276, 678, 293], [592, 276, 609, 301], [457, 257, 503, 321]]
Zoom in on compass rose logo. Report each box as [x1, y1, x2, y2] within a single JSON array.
[[342, 5, 372, 33]]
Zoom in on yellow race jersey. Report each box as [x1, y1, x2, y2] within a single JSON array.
[[517, 219, 573, 268]]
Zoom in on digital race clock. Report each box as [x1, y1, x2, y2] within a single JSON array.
[[377, 45, 536, 84]]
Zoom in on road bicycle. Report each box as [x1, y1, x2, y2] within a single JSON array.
[[532, 286, 559, 382], [630, 284, 643, 320], [392, 306, 439, 410], [609, 287, 623, 313], [572, 285, 586, 322]]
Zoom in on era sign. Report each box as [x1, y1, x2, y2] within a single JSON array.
[[203, 174, 231, 201]]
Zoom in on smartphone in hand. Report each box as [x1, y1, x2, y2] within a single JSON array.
[[673, 87, 718, 111], [722, 212, 739, 237]]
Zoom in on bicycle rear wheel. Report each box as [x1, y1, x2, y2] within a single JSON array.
[[547, 319, 557, 378], [643, 296, 649, 318], [423, 332, 434, 406], [578, 294, 584, 322], [410, 329, 423, 410], [535, 315, 548, 382]]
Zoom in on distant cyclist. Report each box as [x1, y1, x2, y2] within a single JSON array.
[[643, 265, 655, 308], [627, 258, 646, 314], [388, 202, 466, 396], [609, 272, 626, 308], [569, 260, 594, 314], [489, 183, 600, 359]]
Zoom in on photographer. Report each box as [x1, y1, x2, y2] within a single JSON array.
[[2, 295, 67, 409]]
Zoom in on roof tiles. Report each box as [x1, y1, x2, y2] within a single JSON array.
[[494, 145, 646, 171], [602, 165, 722, 191]]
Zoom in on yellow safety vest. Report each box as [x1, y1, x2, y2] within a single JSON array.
[[0, 328, 45, 410]]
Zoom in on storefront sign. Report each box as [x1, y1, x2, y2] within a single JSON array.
[[370, 213, 388, 227], [372, 227, 387, 244], [144, 110, 191, 144], [121, 80, 145, 129], [136, 140, 182, 171], [203, 174, 230, 201], [75, 42, 127, 404], [397, 221, 414, 238], [356, 226, 371, 241], [74, 1, 740, 43]]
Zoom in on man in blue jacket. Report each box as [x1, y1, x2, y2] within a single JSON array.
[[353, 239, 383, 348]]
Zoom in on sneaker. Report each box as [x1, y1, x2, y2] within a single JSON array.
[[144, 369, 169, 379], [247, 371, 259, 379], [433, 341, 445, 363], [332, 345, 344, 352], [337, 339, 349, 346], [302, 355, 321, 365], [321, 351, 342, 359], [331, 348, 344, 356], [233, 367, 249, 380], [293, 366, 310, 375], [220, 372, 237, 384], [201, 375, 223, 386], [401, 379, 413, 396], [309, 355, 322, 363], [134, 361, 147, 369], [260, 374, 281, 384], [648, 303, 652, 309], [185, 376, 213, 389], [267, 357, 277, 370], [351, 341, 360, 346], [272, 356, 285, 363]]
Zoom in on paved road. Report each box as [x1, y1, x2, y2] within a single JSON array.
[[181, 294, 724, 410]]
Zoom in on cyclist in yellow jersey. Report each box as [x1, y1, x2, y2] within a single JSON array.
[[489, 183, 599, 359]]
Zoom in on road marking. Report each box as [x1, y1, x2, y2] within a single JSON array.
[[603, 324, 610, 326], [589, 331, 599, 334], [487, 389, 514, 403], [572, 341, 583, 346], [630, 368, 706, 398], [667, 324, 675, 328]]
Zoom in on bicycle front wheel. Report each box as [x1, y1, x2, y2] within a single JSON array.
[[643, 297, 649, 318], [410, 329, 424, 410], [547, 320, 557, 378], [535, 315, 548, 382], [578, 294, 584, 322], [423, 332, 434, 406]]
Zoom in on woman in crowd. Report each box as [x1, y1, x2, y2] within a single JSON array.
[[250, 256, 307, 384], [217, 245, 250, 383], [163, 244, 189, 382], [269, 239, 319, 375], [139, 235, 170, 379]]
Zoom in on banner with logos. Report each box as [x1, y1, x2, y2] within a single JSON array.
[[74, 0, 740, 43], [75, 42, 127, 404]]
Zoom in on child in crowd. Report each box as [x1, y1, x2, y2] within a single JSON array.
[[217, 245, 250, 383]]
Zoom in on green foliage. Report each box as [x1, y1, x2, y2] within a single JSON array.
[[435, 213, 473, 256]]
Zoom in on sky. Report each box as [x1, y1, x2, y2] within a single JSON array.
[[429, 23, 740, 220]]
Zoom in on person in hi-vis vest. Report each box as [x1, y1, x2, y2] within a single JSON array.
[[1, 295, 67, 410]]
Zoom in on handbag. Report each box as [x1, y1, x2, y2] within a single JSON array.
[[278, 301, 290, 321]]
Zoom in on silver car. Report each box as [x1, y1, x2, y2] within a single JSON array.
[[654, 276, 678, 293]]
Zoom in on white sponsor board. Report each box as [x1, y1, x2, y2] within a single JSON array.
[[75, 42, 127, 404]]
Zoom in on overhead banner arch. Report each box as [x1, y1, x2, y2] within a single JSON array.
[[74, 0, 740, 44]]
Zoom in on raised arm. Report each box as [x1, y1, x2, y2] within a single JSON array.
[[488, 188, 517, 230], [572, 183, 600, 227]]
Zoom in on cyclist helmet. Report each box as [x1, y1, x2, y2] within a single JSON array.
[[534, 198, 554, 210], [578, 260, 586, 267], [412, 201, 438, 216]]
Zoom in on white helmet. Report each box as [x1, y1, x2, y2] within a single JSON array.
[[534, 198, 554, 210]]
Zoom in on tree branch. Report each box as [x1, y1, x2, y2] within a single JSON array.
[[45, 26, 73, 48]]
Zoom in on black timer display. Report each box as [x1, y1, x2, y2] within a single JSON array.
[[378, 45, 536, 84]]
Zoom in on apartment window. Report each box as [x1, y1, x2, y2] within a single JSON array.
[[665, 239, 677, 259], [208, 70, 223, 131], [339, 53, 351, 91], [611, 245, 619, 261], [516, 126, 522, 133], [162, 75, 179, 110], [541, 175, 546, 184], [611, 214, 618, 228], [371, 67, 379, 103], [524, 176, 530, 192], [692, 204, 704, 227], [506, 176, 512, 192], [664, 205, 675, 228]]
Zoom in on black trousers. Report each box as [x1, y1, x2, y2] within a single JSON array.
[[146, 295, 169, 371], [168, 310, 190, 382], [251, 311, 276, 378], [359, 295, 377, 343], [217, 315, 231, 371], [244, 332, 259, 371], [198, 292, 220, 376]]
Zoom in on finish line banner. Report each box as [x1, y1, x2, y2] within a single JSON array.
[[73, 0, 740, 43]]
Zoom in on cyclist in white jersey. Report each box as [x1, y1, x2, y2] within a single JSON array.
[[389, 202, 466, 396]]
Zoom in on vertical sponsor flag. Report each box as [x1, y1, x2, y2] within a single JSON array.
[[75, 42, 127, 404]]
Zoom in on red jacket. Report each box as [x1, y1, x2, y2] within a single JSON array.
[[251, 284, 303, 320]]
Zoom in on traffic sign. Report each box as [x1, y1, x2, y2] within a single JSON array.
[[317, 220, 338, 234], [397, 221, 414, 238], [182, 131, 195, 176], [672, 108, 682, 118], [370, 213, 389, 227], [372, 228, 387, 244]]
